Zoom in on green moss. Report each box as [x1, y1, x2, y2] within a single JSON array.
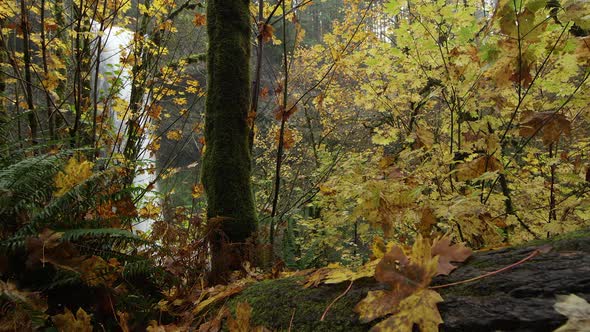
[[202, 0, 257, 276], [226, 277, 373, 331], [516, 227, 590, 251], [203, 0, 256, 239]]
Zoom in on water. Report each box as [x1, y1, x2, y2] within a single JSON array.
[[92, 23, 158, 233]]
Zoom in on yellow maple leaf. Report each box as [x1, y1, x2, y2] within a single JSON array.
[[356, 235, 441, 328], [304, 260, 378, 287], [226, 302, 270, 332], [52, 308, 92, 332], [79, 255, 120, 287], [191, 184, 204, 199], [370, 289, 443, 332], [54, 157, 94, 197], [166, 129, 182, 141]]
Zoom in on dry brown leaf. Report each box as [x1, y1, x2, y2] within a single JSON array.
[[275, 127, 295, 149], [193, 13, 206, 27], [192, 283, 247, 315], [273, 103, 298, 121], [431, 236, 472, 276], [456, 155, 503, 181], [25, 229, 83, 271], [117, 311, 130, 332], [258, 23, 274, 43], [418, 207, 437, 236], [199, 318, 221, 332], [355, 236, 441, 328], [519, 111, 571, 146]]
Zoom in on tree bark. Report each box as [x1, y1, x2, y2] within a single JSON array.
[[222, 231, 590, 331], [202, 0, 257, 282]]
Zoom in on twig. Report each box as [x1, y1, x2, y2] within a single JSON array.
[[430, 247, 550, 289], [288, 308, 296, 332], [320, 281, 354, 321]]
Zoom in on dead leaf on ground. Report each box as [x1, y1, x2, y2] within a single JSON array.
[[52, 308, 92, 332], [303, 261, 378, 288], [554, 294, 590, 332], [431, 236, 472, 276], [192, 282, 248, 315], [226, 302, 270, 332], [369, 289, 443, 332], [355, 236, 440, 328]]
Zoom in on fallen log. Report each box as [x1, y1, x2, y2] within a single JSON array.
[[225, 231, 590, 331]]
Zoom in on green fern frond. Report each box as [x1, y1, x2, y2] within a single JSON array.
[[122, 259, 167, 282], [0, 152, 66, 216], [61, 228, 140, 242], [16, 169, 118, 236], [0, 235, 27, 253]]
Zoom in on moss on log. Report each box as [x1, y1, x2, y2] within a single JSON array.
[[225, 230, 590, 331]]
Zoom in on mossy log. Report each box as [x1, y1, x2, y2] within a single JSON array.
[[226, 232, 590, 331]]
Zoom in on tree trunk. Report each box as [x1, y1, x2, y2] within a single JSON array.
[[202, 0, 257, 283], [222, 231, 590, 331]]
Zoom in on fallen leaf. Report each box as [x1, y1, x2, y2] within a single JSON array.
[[304, 261, 378, 288], [431, 236, 472, 276], [370, 289, 443, 332], [226, 302, 270, 332], [554, 294, 590, 332], [52, 308, 92, 332], [192, 283, 247, 315], [356, 236, 440, 325]]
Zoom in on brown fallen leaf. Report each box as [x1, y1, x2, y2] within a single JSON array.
[[355, 236, 440, 327], [554, 294, 590, 332], [431, 236, 472, 276]]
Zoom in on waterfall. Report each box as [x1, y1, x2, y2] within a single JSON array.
[[92, 23, 158, 233]]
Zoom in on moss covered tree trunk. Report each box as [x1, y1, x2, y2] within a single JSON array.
[[202, 0, 257, 282]]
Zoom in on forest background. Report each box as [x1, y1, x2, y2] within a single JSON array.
[[0, 0, 589, 329]]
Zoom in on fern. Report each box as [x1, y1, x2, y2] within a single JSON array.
[[0, 152, 66, 216], [16, 168, 119, 236], [61, 228, 139, 242]]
